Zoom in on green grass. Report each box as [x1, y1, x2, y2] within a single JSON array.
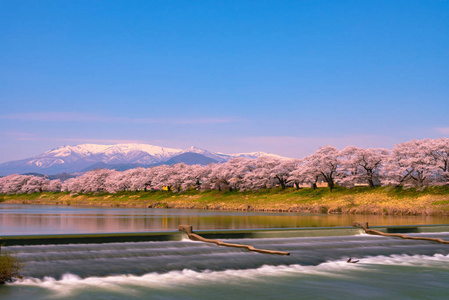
[[1, 186, 449, 203], [385, 185, 449, 198], [432, 200, 449, 205], [1, 185, 449, 215], [0, 249, 23, 284]]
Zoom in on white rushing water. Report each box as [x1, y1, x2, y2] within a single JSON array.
[[5, 254, 449, 299], [2, 233, 449, 299]]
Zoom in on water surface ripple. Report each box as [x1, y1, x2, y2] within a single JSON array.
[[3, 232, 449, 299]]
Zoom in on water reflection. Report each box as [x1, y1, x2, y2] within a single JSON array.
[[0, 204, 448, 235]]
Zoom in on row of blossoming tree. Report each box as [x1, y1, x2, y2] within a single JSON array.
[[1, 138, 448, 195]]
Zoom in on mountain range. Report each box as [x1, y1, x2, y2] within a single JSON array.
[[0, 143, 283, 176]]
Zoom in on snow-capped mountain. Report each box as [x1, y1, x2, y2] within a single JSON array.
[[213, 151, 285, 161], [181, 146, 229, 162], [0, 143, 284, 175], [41, 144, 184, 164]]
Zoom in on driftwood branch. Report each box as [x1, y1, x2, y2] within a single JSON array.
[[179, 225, 290, 256], [353, 222, 449, 244]]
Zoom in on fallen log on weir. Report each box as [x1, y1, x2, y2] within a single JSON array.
[[178, 225, 290, 256], [353, 222, 449, 244]]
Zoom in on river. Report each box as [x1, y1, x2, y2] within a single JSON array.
[[1, 204, 448, 234], [1, 204, 449, 299]]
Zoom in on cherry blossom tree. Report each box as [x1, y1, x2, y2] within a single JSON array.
[[0, 174, 49, 194], [62, 169, 116, 193], [227, 158, 258, 191], [141, 167, 158, 191], [207, 162, 237, 191], [127, 167, 151, 191], [339, 146, 389, 188], [150, 164, 193, 192], [150, 165, 172, 191], [303, 146, 340, 191], [180, 164, 210, 191], [239, 159, 270, 191], [166, 163, 189, 192], [288, 159, 320, 189], [383, 139, 437, 188], [47, 179, 62, 192], [20, 176, 49, 193], [0, 174, 30, 194], [261, 157, 297, 190], [105, 171, 130, 193], [429, 138, 449, 185]]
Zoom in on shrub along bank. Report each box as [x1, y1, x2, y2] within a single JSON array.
[[0, 248, 23, 284], [1, 186, 449, 215]]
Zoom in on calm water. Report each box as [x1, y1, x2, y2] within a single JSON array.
[[1, 204, 449, 299], [0, 204, 448, 235]]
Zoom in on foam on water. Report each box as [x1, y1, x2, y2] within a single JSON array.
[[9, 261, 355, 296], [10, 252, 449, 298], [359, 253, 449, 268], [5, 232, 449, 299]]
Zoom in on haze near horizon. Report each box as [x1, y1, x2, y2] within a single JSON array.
[[1, 0, 448, 163]]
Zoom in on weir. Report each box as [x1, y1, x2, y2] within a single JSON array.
[[3, 224, 449, 282], [2, 224, 449, 246]]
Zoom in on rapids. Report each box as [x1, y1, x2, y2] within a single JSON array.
[[2, 232, 449, 299]]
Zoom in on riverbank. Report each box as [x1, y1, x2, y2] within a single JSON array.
[[1, 186, 449, 215]]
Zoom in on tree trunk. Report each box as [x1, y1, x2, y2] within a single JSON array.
[[328, 180, 334, 192], [280, 181, 286, 190]]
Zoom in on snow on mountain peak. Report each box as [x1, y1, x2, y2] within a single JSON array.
[[0, 142, 289, 176], [45, 143, 282, 160], [44, 143, 184, 158], [43, 144, 111, 157], [231, 151, 285, 159], [184, 146, 207, 153]]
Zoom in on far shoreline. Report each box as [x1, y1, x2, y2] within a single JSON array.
[[2, 186, 449, 216]]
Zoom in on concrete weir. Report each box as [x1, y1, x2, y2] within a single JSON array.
[[1, 224, 449, 246]]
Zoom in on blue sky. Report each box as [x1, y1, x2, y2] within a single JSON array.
[[1, 0, 448, 163]]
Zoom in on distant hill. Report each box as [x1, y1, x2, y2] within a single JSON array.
[[22, 172, 47, 177], [19, 172, 76, 181], [48, 172, 76, 181], [163, 152, 219, 165], [0, 143, 285, 176], [81, 153, 219, 172], [81, 162, 150, 172]]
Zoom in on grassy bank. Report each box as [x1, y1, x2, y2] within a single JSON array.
[[1, 186, 449, 215]]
